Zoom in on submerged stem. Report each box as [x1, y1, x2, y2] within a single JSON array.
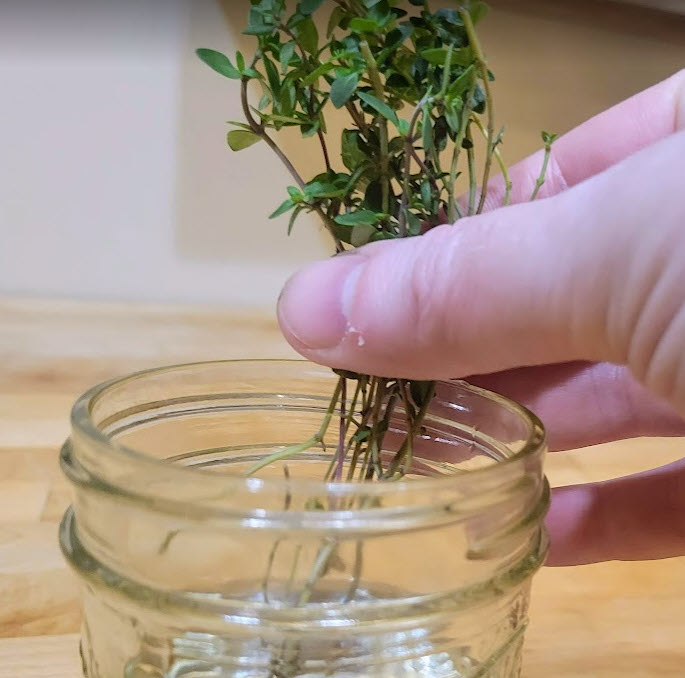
[[247, 378, 343, 476]]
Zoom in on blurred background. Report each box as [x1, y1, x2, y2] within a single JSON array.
[[1, 0, 683, 310]]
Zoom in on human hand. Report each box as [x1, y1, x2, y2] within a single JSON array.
[[277, 70, 685, 566]]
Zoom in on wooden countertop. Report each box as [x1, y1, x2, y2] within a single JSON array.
[[1, 297, 684, 678]]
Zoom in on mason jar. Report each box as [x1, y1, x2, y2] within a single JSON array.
[[59, 360, 548, 678]]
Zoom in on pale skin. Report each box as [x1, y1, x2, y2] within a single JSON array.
[[277, 70, 685, 567]]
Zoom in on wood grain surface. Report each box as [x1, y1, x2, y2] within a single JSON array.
[[1, 297, 684, 677]]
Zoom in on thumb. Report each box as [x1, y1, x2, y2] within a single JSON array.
[[278, 132, 685, 411]]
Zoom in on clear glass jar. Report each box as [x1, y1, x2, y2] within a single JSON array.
[[59, 360, 548, 678]]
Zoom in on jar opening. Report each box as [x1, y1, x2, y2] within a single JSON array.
[[62, 360, 546, 512]]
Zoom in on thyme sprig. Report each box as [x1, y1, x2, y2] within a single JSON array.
[[193, 3, 556, 674]]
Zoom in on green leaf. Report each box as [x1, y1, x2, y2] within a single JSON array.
[[341, 129, 367, 171], [196, 48, 241, 79], [349, 18, 379, 33], [287, 186, 304, 202], [334, 210, 381, 226], [301, 121, 321, 138], [226, 120, 253, 131], [370, 230, 397, 242], [236, 51, 245, 72], [258, 92, 272, 110], [397, 118, 410, 136], [444, 101, 460, 134], [469, 1, 490, 25], [300, 0, 326, 14], [270, 199, 295, 219], [279, 79, 296, 117], [421, 47, 473, 67], [298, 0, 326, 16], [267, 114, 304, 124], [295, 18, 319, 55], [420, 180, 432, 208], [447, 65, 475, 98], [364, 180, 383, 212], [357, 91, 399, 126], [302, 61, 337, 86], [351, 224, 377, 247], [406, 211, 422, 236], [330, 72, 359, 109], [263, 55, 281, 96], [287, 206, 303, 235], [353, 428, 370, 443], [280, 42, 296, 74], [410, 380, 434, 407], [542, 130, 559, 146], [226, 129, 262, 151], [327, 6, 347, 37], [304, 181, 345, 200]]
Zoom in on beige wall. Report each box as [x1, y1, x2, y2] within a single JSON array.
[[1, 1, 683, 308]]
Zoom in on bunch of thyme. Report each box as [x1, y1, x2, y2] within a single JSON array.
[[198, 0, 555, 485]]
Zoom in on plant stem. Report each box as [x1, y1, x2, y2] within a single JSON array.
[[346, 102, 370, 137], [460, 9, 495, 215], [398, 98, 428, 235], [466, 123, 476, 216], [335, 378, 347, 481], [447, 80, 476, 222], [298, 539, 338, 606], [344, 540, 364, 602], [247, 378, 343, 475], [241, 78, 305, 189], [472, 116, 511, 206], [241, 77, 343, 252], [360, 41, 390, 215], [530, 143, 553, 200]]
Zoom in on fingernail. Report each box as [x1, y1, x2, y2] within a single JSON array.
[[278, 255, 363, 350]]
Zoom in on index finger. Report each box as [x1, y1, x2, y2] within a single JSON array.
[[481, 68, 685, 209]]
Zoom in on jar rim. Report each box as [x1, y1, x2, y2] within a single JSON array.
[[67, 360, 545, 501]]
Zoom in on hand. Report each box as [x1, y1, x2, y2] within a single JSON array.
[[277, 70, 685, 566]]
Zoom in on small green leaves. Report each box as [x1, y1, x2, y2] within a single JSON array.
[[410, 380, 434, 408], [287, 186, 305, 202], [302, 62, 336, 86], [349, 17, 380, 33], [334, 210, 381, 226], [304, 180, 346, 200], [288, 206, 303, 235], [448, 65, 475, 98], [295, 18, 319, 55], [542, 131, 559, 146], [196, 49, 241, 79], [299, 0, 326, 15], [279, 42, 296, 74], [350, 224, 377, 246], [420, 47, 473, 67], [209, 1, 519, 258], [270, 199, 296, 219], [357, 91, 399, 126], [330, 72, 359, 109], [341, 130, 367, 171], [226, 129, 261, 151], [406, 211, 422, 236], [327, 6, 346, 37]]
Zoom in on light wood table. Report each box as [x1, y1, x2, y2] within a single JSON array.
[[1, 297, 684, 678]]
